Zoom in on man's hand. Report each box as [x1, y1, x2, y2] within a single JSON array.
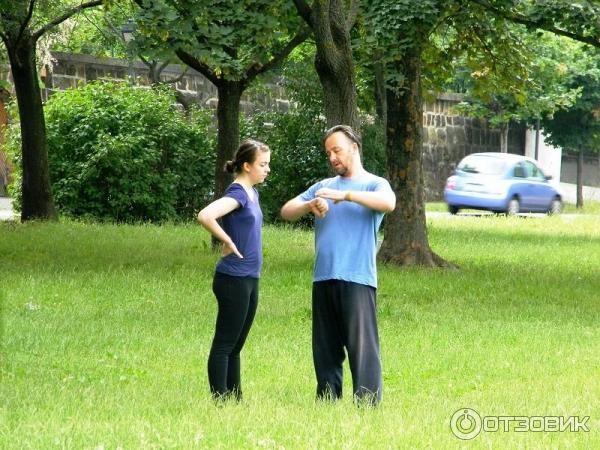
[[316, 188, 348, 204], [308, 197, 329, 218], [222, 240, 243, 258]]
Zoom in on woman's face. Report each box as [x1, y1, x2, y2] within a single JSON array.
[[244, 151, 271, 185]]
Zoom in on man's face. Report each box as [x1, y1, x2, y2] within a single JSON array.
[[324, 132, 357, 176]]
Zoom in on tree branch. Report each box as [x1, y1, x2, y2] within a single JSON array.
[[139, 54, 151, 66], [246, 25, 311, 81], [428, 3, 465, 38], [152, 59, 188, 84], [32, 0, 104, 42], [175, 48, 220, 86], [469, 0, 600, 48], [329, 0, 348, 46], [101, 14, 126, 46], [345, 0, 360, 31], [16, 0, 36, 44], [162, 65, 189, 85], [159, 60, 170, 74], [293, 0, 313, 28], [223, 45, 238, 60]]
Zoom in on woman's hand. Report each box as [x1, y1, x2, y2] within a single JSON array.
[[222, 240, 244, 258]]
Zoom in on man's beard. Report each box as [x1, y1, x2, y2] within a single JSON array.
[[332, 164, 347, 176]]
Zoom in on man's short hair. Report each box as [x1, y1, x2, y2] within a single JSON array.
[[323, 125, 362, 152]]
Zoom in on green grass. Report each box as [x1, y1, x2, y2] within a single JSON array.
[[2, 215, 600, 448], [426, 201, 448, 212], [427, 200, 600, 214], [563, 201, 600, 214]]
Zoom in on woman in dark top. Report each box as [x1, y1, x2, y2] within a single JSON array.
[[197, 139, 271, 401]]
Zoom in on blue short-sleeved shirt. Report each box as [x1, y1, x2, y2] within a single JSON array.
[[215, 183, 263, 278], [299, 172, 392, 288]]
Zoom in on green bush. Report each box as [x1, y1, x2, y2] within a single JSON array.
[[2, 101, 22, 210], [20, 82, 216, 222]]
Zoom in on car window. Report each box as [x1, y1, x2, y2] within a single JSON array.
[[457, 155, 506, 175], [513, 162, 527, 178], [524, 161, 546, 180]]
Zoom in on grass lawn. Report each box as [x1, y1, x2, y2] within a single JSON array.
[[427, 200, 600, 214], [2, 214, 600, 448]]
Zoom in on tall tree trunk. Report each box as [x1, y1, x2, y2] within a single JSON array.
[[378, 47, 454, 268], [210, 81, 243, 248], [7, 35, 57, 221], [499, 123, 509, 153], [214, 81, 243, 202], [373, 57, 387, 127], [314, 52, 359, 129], [577, 148, 584, 209], [373, 57, 387, 150], [309, 1, 360, 129]]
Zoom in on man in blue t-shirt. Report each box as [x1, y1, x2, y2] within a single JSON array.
[[281, 125, 396, 405]]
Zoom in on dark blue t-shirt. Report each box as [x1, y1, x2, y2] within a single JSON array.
[[215, 183, 263, 278]]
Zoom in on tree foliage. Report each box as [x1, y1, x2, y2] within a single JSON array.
[[542, 47, 600, 154], [134, 0, 308, 82], [451, 32, 583, 151], [470, 0, 600, 48]]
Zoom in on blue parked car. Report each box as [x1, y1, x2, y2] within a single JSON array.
[[444, 153, 563, 215]]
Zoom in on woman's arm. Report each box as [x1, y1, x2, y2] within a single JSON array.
[[197, 197, 243, 258]]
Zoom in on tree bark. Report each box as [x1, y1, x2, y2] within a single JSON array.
[[214, 80, 243, 202], [373, 56, 387, 150], [207, 80, 243, 249], [499, 122, 509, 153], [373, 57, 387, 127], [378, 46, 455, 268], [7, 34, 57, 220], [306, 1, 360, 129], [577, 148, 584, 209]]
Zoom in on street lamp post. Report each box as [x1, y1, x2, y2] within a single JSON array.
[[121, 19, 136, 85]]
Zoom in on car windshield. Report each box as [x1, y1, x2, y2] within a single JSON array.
[[457, 155, 507, 175]]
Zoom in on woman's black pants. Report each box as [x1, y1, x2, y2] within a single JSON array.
[[208, 272, 258, 400]]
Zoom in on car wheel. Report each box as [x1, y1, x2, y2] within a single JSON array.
[[548, 197, 562, 215], [448, 205, 459, 215], [506, 197, 520, 216]]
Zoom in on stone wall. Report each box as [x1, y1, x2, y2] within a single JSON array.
[[43, 52, 291, 113], [561, 153, 600, 187], [422, 93, 526, 200]]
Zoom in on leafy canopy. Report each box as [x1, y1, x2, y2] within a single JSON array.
[[135, 0, 303, 80]]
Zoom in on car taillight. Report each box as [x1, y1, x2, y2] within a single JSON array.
[[446, 177, 457, 190]]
